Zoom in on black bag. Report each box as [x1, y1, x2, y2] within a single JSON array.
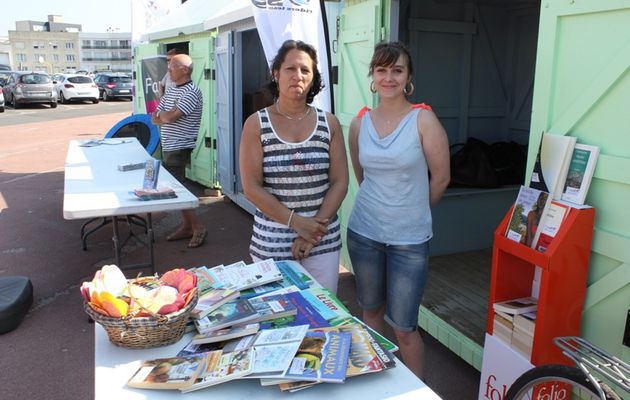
[[449, 138, 500, 188], [488, 141, 526, 186]]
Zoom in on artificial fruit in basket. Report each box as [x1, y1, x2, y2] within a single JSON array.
[[81, 265, 197, 318]]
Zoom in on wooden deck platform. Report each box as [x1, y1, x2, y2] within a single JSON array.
[[423, 248, 493, 346]]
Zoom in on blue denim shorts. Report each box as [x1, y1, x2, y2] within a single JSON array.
[[346, 229, 429, 332]]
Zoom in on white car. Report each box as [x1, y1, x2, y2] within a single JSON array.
[[53, 74, 99, 104], [0, 86, 4, 112]]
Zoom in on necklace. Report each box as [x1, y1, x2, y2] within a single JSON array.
[[275, 102, 311, 121]]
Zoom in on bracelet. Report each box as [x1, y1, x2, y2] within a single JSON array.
[[287, 209, 295, 228], [155, 111, 161, 120]]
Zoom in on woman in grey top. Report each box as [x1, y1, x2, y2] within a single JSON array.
[[347, 41, 450, 379]]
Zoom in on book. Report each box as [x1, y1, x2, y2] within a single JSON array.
[[188, 266, 219, 296], [511, 326, 534, 359], [529, 133, 577, 200], [534, 200, 571, 253], [492, 313, 513, 345], [246, 324, 310, 378], [190, 287, 240, 319], [514, 311, 537, 336], [335, 315, 399, 353], [180, 348, 254, 393], [248, 293, 298, 323], [276, 260, 314, 289], [561, 143, 600, 205], [284, 291, 331, 329], [194, 299, 259, 334], [179, 334, 257, 357], [142, 158, 160, 190], [190, 323, 260, 345], [302, 287, 353, 325], [127, 355, 205, 390], [283, 330, 352, 383], [206, 259, 283, 291], [493, 297, 538, 315], [506, 185, 552, 248]]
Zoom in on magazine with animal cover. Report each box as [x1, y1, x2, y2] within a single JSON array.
[[334, 315, 399, 353], [561, 143, 600, 205], [180, 348, 254, 393], [505, 185, 551, 248], [126, 355, 205, 390], [193, 298, 259, 334], [283, 330, 352, 383]]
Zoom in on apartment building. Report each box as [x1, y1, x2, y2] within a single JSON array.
[[80, 32, 132, 74], [8, 15, 81, 73], [7, 15, 131, 74]]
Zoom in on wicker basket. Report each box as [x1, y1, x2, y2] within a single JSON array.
[[84, 291, 198, 349]]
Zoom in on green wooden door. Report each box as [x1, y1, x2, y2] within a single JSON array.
[[187, 37, 216, 188], [337, 0, 384, 270], [531, 0, 630, 360], [133, 43, 162, 114]]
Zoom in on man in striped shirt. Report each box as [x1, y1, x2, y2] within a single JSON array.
[[151, 54, 206, 248]]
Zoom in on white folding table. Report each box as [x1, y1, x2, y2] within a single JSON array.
[[95, 324, 443, 399], [63, 138, 199, 272]]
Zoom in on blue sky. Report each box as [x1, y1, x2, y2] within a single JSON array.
[[0, 0, 132, 36]]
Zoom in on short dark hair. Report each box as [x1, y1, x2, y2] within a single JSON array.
[[368, 41, 413, 77], [166, 48, 185, 56], [266, 40, 324, 104]]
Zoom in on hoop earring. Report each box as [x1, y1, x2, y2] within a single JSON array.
[[370, 81, 377, 94], [404, 82, 415, 96]]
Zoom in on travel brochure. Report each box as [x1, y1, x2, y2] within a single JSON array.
[[125, 259, 399, 393]]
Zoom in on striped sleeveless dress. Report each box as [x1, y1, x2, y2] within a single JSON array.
[[249, 107, 342, 261]]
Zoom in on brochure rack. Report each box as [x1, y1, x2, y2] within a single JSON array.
[[486, 207, 595, 366]]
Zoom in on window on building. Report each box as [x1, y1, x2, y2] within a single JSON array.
[[119, 40, 130, 48], [95, 40, 107, 48], [65, 42, 74, 49], [33, 25, 45, 32], [16, 54, 27, 62], [20, 65, 29, 71], [53, 54, 59, 62], [35, 54, 46, 62], [66, 54, 76, 62], [33, 41, 45, 49], [82, 40, 91, 47], [14, 42, 25, 49]]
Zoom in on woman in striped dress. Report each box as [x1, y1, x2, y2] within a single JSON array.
[[239, 40, 348, 294]]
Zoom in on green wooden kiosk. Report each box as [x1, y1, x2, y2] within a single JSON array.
[[133, 0, 630, 370]]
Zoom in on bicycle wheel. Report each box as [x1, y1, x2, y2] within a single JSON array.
[[506, 364, 621, 400]]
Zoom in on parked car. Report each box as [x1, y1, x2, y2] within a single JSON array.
[[53, 74, 99, 104], [0, 70, 13, 87], [3, 71, 57, 109], [0, 85, 4, 113], [94, 73, 132, 101]]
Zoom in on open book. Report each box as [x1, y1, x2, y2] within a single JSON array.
[[180, 349, 254, 393]]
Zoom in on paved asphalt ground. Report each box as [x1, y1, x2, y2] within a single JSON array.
[[0, 102, 480, 399]]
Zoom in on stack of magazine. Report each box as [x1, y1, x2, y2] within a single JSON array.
[[125, 259, 399, 393]]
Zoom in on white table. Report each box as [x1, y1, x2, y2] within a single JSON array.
[[63, 138, 199, 272], [95, 325, 443, 399]]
